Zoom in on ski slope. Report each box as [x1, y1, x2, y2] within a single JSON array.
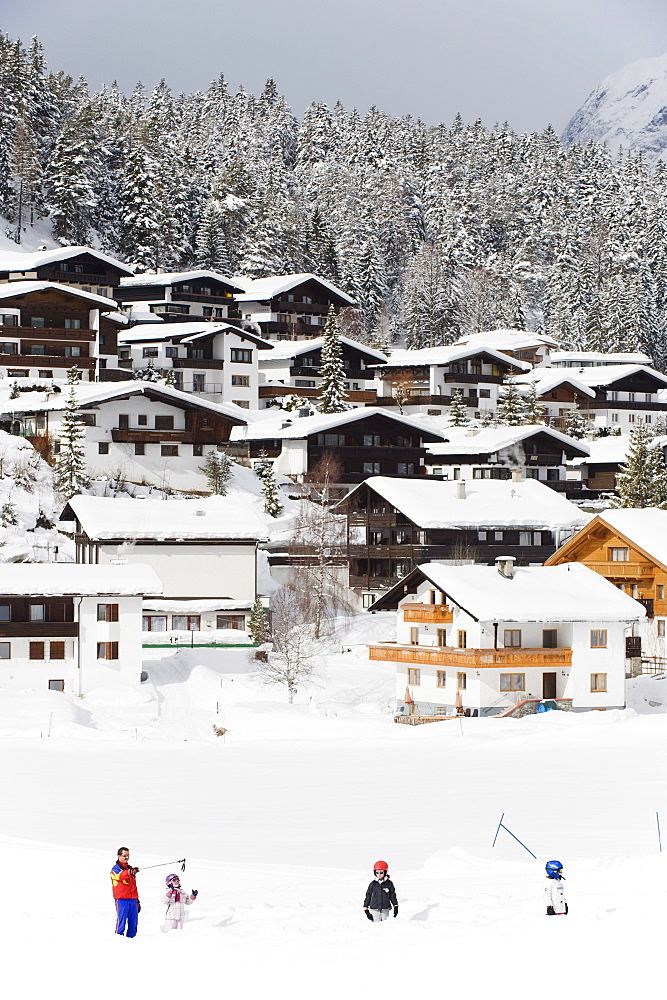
[[0, 619, 665, 999]]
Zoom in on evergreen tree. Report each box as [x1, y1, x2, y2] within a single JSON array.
[[133, 361, 161, 382], [318, 307, 348, 413], [261, 462, 283, 517], [564, 401, 592, 440], [254, 448, 272, 480], [612, 424, 667, 508], [496, 375, 528, 426], [448, 388, 470, 426], [523, 381, 545, 424], [200, 450, 233, 495], [194, 199, 232, 273], [247, 594, 272, 644], [1, 501, 18, 527], [54, 367, 87, 500]]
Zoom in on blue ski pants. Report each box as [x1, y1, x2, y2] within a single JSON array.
[[115, 898, 139, 937]]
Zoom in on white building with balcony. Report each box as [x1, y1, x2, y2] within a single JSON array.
[[0, 563, 162, 695], [368, 559, 644, 718]]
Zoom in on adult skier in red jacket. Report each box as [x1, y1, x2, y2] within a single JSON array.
[[110, 846, 141, 937]]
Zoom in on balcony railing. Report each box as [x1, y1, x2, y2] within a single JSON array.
[[368, 643, 572, 668], [0, 622, 78, 638], [587, 562, 654, 578], [403, 603, 453, 623], [0, 326, 97, 341]]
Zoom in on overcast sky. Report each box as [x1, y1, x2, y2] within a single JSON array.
[[3, 0, 667, 133]]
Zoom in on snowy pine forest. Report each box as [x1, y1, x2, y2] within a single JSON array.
[[2, 34, 667, 364]]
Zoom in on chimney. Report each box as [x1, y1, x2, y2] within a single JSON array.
[[455, 480, 466, 500], [466, 427, 479, 437], [511, 469, 522, 483], [496, 555, 516, 579]]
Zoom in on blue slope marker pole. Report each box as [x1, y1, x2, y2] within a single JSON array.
[[658, 812, 662, 853], [492, 812, 537, 859]]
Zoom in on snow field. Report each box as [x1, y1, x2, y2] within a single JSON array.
[[0, 623, 665, 997]]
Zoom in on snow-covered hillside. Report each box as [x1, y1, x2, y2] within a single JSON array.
[[562, 52, 667, 163], [0, 622, 666, 998]]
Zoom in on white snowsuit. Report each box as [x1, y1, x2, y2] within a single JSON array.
[[163, 887, 195, 930], [544, 876, 567, 915]]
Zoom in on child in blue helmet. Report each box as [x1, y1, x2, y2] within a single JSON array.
[[163, 873, 198, 931], [544, 860, 568, 915]]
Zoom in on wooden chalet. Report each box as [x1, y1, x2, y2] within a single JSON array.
[[234, 274, 356, 341], [117, 270, 245, 324]]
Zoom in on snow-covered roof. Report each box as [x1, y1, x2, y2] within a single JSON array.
[[425, 424, 590, 458], [0, 380, 248, 424], [233, 273, 356, 305], [119, 270, 245, 291], [549, 351, 653, 366], [452, 329, 559, 351], [230, 407, 447, 442], [62, 494, 269, 542], [373, 344, 530, 372], [512, 370, 596, 398], [0, 245, 134, 276], [0, 281, 122, 309], [341, 476, 588, 530], [394, 562, 645, 623], [260, 335, 387, 364], [119, 321, 272, 349], [0, 563, 163, 597], [566, 365, 667, 389], [597, 508, 667, 568]]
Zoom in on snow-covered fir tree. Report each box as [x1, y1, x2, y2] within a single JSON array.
[[254, 448, 272, 480], [133, 361, 162, 382], [200, 450, 233, 495], [523, 382, 545, 424], [247, 595, 272, 644], [54, 367, 87, 500], [261, 462, 283, 517], [565, 401, 592, 440], [318, 307, 348, 413], [612, 424, 667, 508], [1, 501, 18, 527], [496, 375, 528, 426], [448, 388, 470, 426]]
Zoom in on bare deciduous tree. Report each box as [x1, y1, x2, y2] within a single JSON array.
[[259, 586, 321, 703]]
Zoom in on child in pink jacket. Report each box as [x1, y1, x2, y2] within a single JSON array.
[[163, 873, 198, 930]]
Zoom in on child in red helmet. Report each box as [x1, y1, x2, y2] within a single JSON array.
[[163, 873, 198, 931], [363, 861, 398, 922]]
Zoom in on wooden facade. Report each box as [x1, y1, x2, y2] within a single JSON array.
[[0, 252, 131, 292]]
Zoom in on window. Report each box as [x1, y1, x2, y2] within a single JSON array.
[[38, 370, 54, 379], [96, 288, 108, 297], [543, 629, 558, 648], [317, 433, 345, 447], [30, 345, 46, 355], [142, 616, 167, 632], [436, 670, 447, 688], [363, 462, 381, 475], [48, 680, 65, 692], [172, 615, 201, 630], [155, 416, 174, 430], [0, 605, 10, 621], [165, 347, 178, 358], [500, 673, 525, 692], [658, 620, 665, 637], [362, 593, 374, 609], [590, 673, 607, 692], [119, 415, 129, 430], [0, 642, 10, 658], [192, 374, 206, 392], [193, 443, 203, 456], [217, 615, 245, 629], [479, 389, 491, 398], [546, 468, 560, 481], [142, 347, 158, 358], [30, 604, 45, 622], [64, 319, 81, 330], [231, 349, 252, 363], [363, 434, 381, 447], [233, 400, 250, 408], [407, 667, 420, 685], [457, 630, 467, 649], [30, 317, 45, 328], [494, 531, 503, 542], [49, 641, 65, 660], [295, 380, 316, 387], [190, 349, 205, 360], [29, 642, 45, 660], [609, 547, 629, 562], [97, 642, 119, 660], [437, 629, 447, 647], [504, 630, 522, 647], [659, 586, 665, 601], [0, 342, 18, 354], [231, 375, 250, 387], [161, 445, 178, 456], [97, 603, 119, 622], [64, 346, 81, 357], [478, 530, 487, 541], [99, 442, 109, 455], [397, 463, 415, 475], [409, 627, 419, 646], [457, 672, 467, 690], [80, 413, 96, 426], [134, 443, 145, 456], [590, 629, 607, 648]]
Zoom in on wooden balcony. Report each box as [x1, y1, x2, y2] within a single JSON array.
[[0, 354, 96, 370], [368, 643, 572, 668], [0, 326, 97, 342], [0, 622, 78, 638], [111, 428, 226, 445], [403, 603, 453, 623], [588, 562, 654, 578], [172, 358, 224, 370]]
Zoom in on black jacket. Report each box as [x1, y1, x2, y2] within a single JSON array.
[[364, 877, 398, 910]]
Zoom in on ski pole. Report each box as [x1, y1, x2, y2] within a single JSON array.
[[139, 858, 186, 872]]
